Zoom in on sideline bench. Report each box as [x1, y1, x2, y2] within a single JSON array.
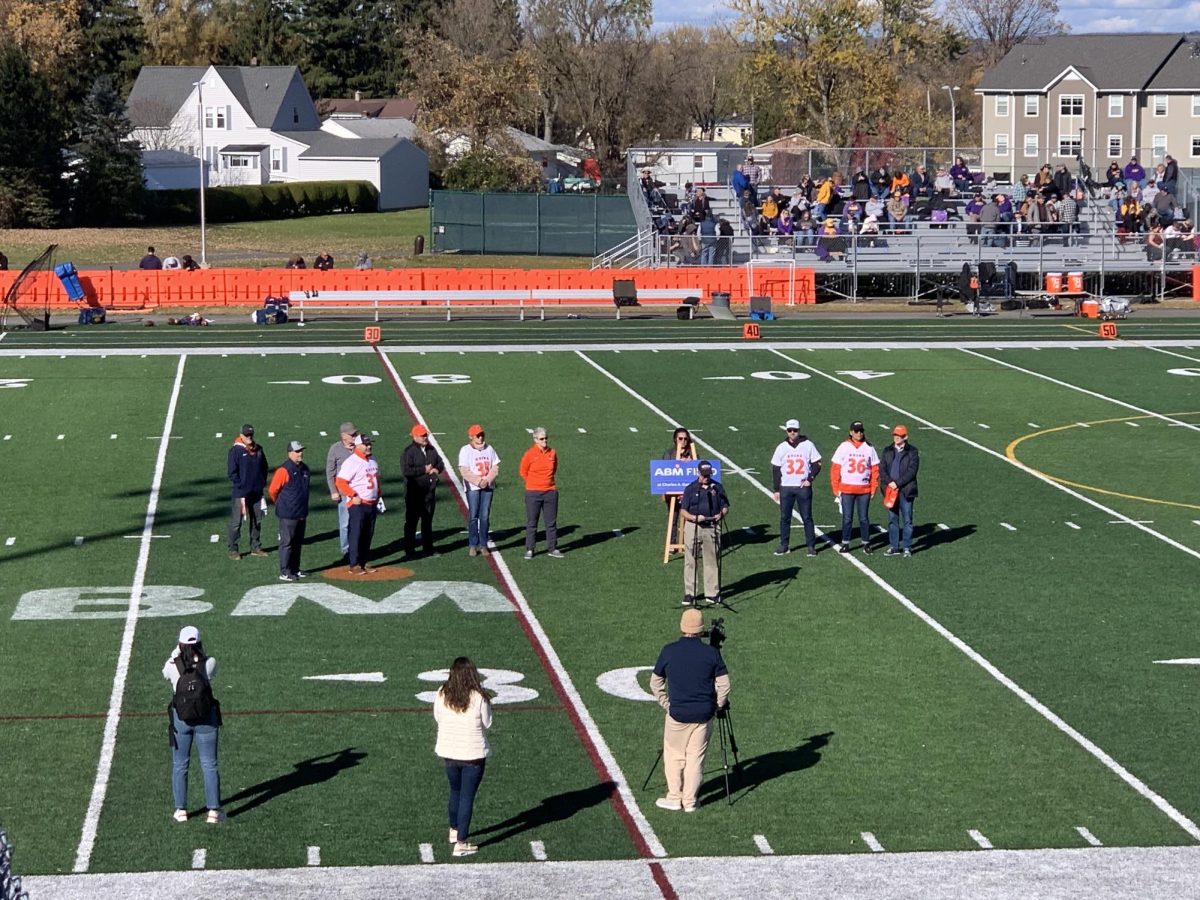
[[288, 288, 707, 322]]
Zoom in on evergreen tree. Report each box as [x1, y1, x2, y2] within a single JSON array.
[[71, 76, 146, 226], [0, 45, 65, 227], [211, 0, 303, 67], [78, 0, 149, 99]]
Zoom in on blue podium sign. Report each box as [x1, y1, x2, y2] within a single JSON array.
[[650, 459, 723, 495]]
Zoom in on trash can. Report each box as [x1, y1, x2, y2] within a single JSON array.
[[711, 291, 731, 310]]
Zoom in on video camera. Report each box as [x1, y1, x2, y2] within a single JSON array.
[[703, 617, 727, 650]]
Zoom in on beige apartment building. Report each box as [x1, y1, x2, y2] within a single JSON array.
[[977, 34, 1200, 179]]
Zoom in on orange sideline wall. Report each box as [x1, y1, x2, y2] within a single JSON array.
[[0, 267, 819, 309]]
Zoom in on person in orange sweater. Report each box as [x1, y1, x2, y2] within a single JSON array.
[[518, 427, 562, 560], [830, 421, 880, 554]]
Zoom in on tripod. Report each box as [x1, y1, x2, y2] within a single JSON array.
[[641, 704, 741, 806]]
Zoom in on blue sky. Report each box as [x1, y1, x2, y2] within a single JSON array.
[[651, 1, 1199, 36]]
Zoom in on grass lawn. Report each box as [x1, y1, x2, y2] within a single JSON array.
[[0, 208, 585, 270]]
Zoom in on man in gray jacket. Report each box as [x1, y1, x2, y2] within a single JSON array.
[[326, 422, 357, 560], [979, 195, 1001, 247]]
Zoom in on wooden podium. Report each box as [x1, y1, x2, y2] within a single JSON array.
[[663, 495, 686, 563]]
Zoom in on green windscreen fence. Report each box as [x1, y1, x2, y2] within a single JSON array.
[[431, 191, 637, 256]]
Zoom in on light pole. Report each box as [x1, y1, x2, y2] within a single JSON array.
[[194, 80, 208, 267], [941, 84, 960, 163]]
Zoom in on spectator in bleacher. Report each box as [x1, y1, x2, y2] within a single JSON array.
[[1152, 189, 1174, 225], [858, 214, 882, 247], [996, 193, 1014, 227], [813, 175, 837, 222], [675, 216, 701, 264], [1145, 223, 1165, 261], [789, 193, 812, 219], [864, 194, 885, 223], [816, 219, 847, 260], [1119, 196, 1142, 237], [1025, 194, 1050, 235], [1143, 179, 1160, 207], [285, 254, 306, 269], [744, 156, 762, 201], [870, 165, 891, 200], [162, 255, 181, 270], [1058, 192, 1079, 246], [1167, 219, 1194, 257], [716, 217, 734, 263], [314, 251, 334, 271], [641, 169, 664, 209], [739, 190, 758, 235], [851, 170, 870, 201], [796, 174, 816, 204], [890, 170, 910, 196], [933, 167, 953, 195], [911, 165, 933, 198], [775, 209, 794, 248], [181, 255, 200, 271], [949, 157, 972, 193], [699, 215, 718, 264], [1053, 165, 1072, 200], [766, 186, 789, 214], [682, 182, 695, 209], [963, 193, 984, 243], [760, 191, 781, 223], [354, 251, 372, 270], [978, 195, 1001, 246], [1034, 164, 1054, 196], [139, 246, 163, 270], [1011, 174, 1029, 203], [842, 199, 863, 228], [731, 164, 750, 203], [689, 188, 712, 223], [1161, 155, 1179, 198], [1105, 162, 1122, 188], [1123, 156, 1146, 188], [886, 190, 909, 231], [794, 210, 817, 248]]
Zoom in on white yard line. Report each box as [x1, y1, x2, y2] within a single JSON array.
[[969, 830, 994, 850], [579, 349, 1200, 844], [1076, 826, 1103, 846], [418, 844, 434, 863], [530, 840, 548, 861], [860, 832, 885, 852], [752, 835, 774, 855], [190, 849, 205, 870], [307, 846, 320, 866], [961, 349, 1200, 435], [377, 350, 666, 860], [73, 353, 187, 873]]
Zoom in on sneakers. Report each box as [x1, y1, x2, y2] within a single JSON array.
[[449, 828, 458, 844], [524, 550, 533, 560], [348, 564, 365, 575], [862, 544, 874, 555], [682, 805, 698, 813], [278, 573, 298, 582], [480, 548, 491, 557], [361, 565, 377, 575], [249, 548, 269, 558], [703, 596, 719, 606], [206, 809, 226, 825], [468, 547, 478, 557], [655, 797, 683, 811], [836, 544, 849, 554], [773, 547, 789, 556], [884, 547, 900, 557], [682, 595, 695, 607], [452, 841, 478, 857], [903, 549, 912, 558], [806, 549, 818, 557], [172, 809, 188, 823], [296, 571, 309, 578], [547, 549, 564, 559], [228, 550, 240, 561]]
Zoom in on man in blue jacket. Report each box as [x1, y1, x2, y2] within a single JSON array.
[[879, 424, 919, 558], [268, 441, 311, 581], [228, 424, 269, 560]]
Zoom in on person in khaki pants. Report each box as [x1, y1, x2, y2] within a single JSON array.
[[650, 608, 731, 812], [679, 461, 729, 606]]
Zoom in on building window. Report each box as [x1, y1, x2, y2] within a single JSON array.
[[1192, 136, 1200, 158], [1025, 95, 1039, 116], [996, 95, 1009, 117], [1059, 95, 1083, 117], [1192, 95, 1200, 117], [995, 133, 1009, 156], [1109, 95, 1123, 117], [1024, 134, 1039, 157], [1108, 135, 1122, 158], [1058, 135, 1081, 157], [228, 156, 250, 168], [204, 108, 214, 129], [693, 155, 703, 168], [271, 149, 281, 171], [293, 107, 300, 125], [1153, 95, 1168, 117], [1152, 135, 1167, 159]]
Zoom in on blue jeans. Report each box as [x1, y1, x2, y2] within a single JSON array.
[[888, 493, 914, 551], [337, 499, 350, 556], [170, 708, 221, 810], [778, 486, 815, 552], [445, 758, 486, 841], [840, 492, 872, 546], [467, 489, 494, 549]]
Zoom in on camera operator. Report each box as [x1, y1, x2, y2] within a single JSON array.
[[679, 461, 729, 606], [650, 608, 730, 813]]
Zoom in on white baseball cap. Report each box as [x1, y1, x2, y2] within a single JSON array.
[[178, 625, 200, 645], [784, 419, 801, 430]]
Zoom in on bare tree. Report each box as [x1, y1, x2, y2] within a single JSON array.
[[654, 25, 740, 142], [126, 97, 196, 150], [945, 0, 1067, 65]]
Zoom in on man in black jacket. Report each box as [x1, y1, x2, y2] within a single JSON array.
[[402, 424, 444, 558], [268, 441, 311, 581], [227, 424, 269, 560], [879, 425, 919, 558]]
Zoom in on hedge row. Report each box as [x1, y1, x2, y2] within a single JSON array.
[[143, 181, 380, 224]]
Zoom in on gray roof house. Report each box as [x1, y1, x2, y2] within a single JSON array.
[[975, 34, 1200, 178], [126, 65, 428, 210]]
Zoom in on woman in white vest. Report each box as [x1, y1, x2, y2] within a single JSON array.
[[433, 657, 493, 857]]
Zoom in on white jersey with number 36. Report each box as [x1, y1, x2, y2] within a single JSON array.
[[831, 440, 879, 488]]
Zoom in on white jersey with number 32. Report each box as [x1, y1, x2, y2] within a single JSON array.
[[771, 440, 821, 487]]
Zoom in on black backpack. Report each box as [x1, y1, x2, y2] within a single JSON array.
[[173, 652, 214, 725]]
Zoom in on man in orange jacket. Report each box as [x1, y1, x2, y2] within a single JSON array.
[[518, 427, 563, 560], [830, 421, 880, 554]]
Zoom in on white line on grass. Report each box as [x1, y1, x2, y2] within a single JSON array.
[[1066, 521, 1082, 530], [377, 350, 666, 860], [74, 353, 187, 873], [307, 846, 320, 866], [969, 830, 994, 849], [1000, 523, 1017, 531], [581, 349, 1200, 845], [191, 849, 205, 870], [210, 534, 219, 543], [861, 832, 885, 852], [74, 536, 84, 546], [419, 844, 434, 863], [753, 835, 774, 855], [531, 840, 548, 861], [961, 349, 1200, 435], [110, 433, 117, 440], [4, 537, 13, 546], [1076, 826, 1103, 846], [936, 523, 950, 531]]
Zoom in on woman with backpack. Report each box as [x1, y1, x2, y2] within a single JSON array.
[[434, 657, 493, 858], [164, 625, 223, 824]]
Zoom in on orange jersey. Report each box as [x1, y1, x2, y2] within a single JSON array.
[[518, 445, 558, 491]]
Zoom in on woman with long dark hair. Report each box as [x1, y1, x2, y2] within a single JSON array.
[[434, 657, 493, 857], [163, 625, 223, 824]]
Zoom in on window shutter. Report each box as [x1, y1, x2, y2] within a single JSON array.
[[281, 147, 287, 172], [226, 105, 232, 129]]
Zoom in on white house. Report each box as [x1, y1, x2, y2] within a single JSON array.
[[126, 65, 428, 210]]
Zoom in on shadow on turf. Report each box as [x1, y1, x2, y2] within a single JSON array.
[[221, 747, 367, 819], [472, 781, 616, 847], [697, 731, 834, 807], [910, 523, 975, 552], [720, 567, 801, 608]]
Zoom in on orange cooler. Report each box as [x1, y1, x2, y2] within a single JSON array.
[[1067, 272, 1085, 293], [1080, 300, 1100, 318], [1045, 272, 1064, 293]]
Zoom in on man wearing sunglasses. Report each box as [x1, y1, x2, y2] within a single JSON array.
[[770, 419, 822, 557]]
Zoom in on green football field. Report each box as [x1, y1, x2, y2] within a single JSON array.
[[3, 315, 1200, 896]]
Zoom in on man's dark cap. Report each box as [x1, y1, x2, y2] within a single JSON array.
[[849, 421, 865, 433], [697, 461, 714, 476], [241, 424, 254, 437]]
